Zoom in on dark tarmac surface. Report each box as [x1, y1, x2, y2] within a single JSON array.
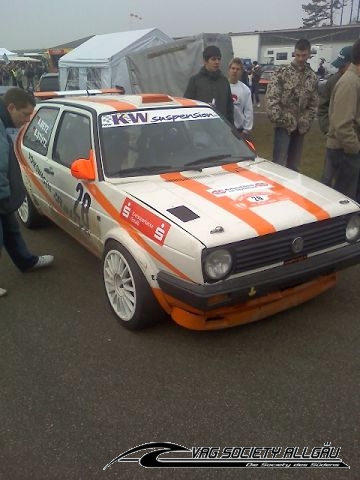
[[0, 222, 358, 480]]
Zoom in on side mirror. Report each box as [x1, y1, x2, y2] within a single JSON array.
[[71, 150, 96, 181]]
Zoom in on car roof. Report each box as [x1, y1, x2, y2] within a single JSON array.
[[34, 92, 203, 113]]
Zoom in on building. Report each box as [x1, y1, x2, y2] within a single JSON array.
[[230, 24, 360, 66]]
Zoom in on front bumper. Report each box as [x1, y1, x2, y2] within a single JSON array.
[[157, 243, 360, 311]]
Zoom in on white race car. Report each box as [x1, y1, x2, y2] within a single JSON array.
[[15, 91, 360, 330]]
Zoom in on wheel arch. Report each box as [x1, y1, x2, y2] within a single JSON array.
[[20, 170, 47, 217], [103, 229, 159, 287]]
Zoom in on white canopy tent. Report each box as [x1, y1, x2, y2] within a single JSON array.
[[1, 48, 16, 63], [58, 28, 172, 92], [0, 48, 16, 57], [126, 33, 234, 96], [2, 56, 41, 62]]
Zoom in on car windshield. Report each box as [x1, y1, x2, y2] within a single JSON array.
[[99, 106, 255, 177]]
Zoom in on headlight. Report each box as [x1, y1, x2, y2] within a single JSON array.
[[203, 249, 232, 280], [346, 214, 360, 242]]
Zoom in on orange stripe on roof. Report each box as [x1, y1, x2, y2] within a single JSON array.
[[34, 91, 58, 99], [160, 172, 276, 236], [85, 184, 192, 281], [222, 163, 330, 221], [172, 97, 199, 106], [141, 94, 173, 103], [84, 98, 137, 110]]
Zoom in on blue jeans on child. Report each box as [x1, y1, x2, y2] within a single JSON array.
[[0, 212, 37, 272]]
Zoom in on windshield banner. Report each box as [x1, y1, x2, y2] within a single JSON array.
[[101, 108, 219, 128]]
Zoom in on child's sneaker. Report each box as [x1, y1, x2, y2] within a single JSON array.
[[31, 255, 54, 270]]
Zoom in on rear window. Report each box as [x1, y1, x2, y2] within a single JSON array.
[[23, 107, 60, 156], [39, 74, 59, 92]]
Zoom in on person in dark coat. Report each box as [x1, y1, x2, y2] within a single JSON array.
[[0, 88, 54, 296], [25, 63, 35, 90], [318, 45, 352, 187], [184, 45, 234, 124]]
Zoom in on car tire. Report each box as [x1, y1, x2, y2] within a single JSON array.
[[102, 240, 164, 330], [17, 193, 44, 228]]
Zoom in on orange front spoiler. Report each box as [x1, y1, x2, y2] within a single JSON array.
[[154, 273, 337, 331]]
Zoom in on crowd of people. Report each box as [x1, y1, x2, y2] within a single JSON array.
[[183, 38, 360, 202], [0, 60, 46, 91], [184, 46, 263, 139]]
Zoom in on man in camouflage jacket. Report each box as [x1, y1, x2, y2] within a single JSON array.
[[265, 38, 318, 171]]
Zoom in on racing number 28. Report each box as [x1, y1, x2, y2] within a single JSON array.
[[73, 183, 91, 230]]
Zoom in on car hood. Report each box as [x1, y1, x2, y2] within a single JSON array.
[[116, 159, 359, 247]]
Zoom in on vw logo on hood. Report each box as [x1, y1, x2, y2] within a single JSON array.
[[291, 237, 304, 254]]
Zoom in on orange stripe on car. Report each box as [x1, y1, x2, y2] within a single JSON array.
[[85, 184, 192, 281], [160, 172, 276, 236], [15, 140, 64, 216], [141, 94, 173, 103], [84, 98, 137, 110], [172, 97, 199, 106], [222, 163, 330, 221]]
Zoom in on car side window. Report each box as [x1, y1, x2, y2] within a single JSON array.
[[23, 107, 59, 156], [53, 112, 91, 168]]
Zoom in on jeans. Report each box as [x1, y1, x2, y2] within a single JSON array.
[[329, 150, 360, 201], [272, 127, 304, 172], [26, 77, 35, 90], [0, 212, 37, 272], [251, 82, 260, 104], [321, 148, 342, 187]]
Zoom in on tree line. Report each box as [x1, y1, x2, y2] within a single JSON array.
[[303, 0, 360, 27]]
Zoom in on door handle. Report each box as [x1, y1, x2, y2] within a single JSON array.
[[44, 167, 54, 175]]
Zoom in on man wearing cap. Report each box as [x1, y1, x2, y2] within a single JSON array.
[[326, 39, 360, 200], [318, 45, 352, 186], [184, 45, 234, 124]]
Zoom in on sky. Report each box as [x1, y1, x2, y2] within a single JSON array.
[[1, 0, 356, 51], [1, 0, 305, 50]]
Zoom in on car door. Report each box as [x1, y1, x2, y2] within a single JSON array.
[[22, 105, 61, 218], [48, 109, 100, 252]]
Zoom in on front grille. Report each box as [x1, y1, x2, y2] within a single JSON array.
[[225, 215, 349, 275]]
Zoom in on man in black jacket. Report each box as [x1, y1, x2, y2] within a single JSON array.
[[0, 88, 54, 297], [184, 45, 234, 124]]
